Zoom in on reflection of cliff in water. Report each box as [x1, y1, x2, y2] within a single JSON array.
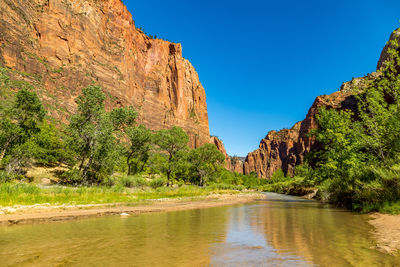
[[254, 193, 396, 266], [211, 201, 312, 266]]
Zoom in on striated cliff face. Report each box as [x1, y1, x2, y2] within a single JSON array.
[[0, 0, 209, 147], [244, 122, 301, 177], [243, 28, 400, 179]]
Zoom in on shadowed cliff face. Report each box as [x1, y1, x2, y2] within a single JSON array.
[[0, 0, 209, 148], [244, 28, 399, 179]]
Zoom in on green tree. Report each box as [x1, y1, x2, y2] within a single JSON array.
[[31, 121, 75, 166], [66, 85, 118, 184], [125, 125, 152, 175], [108, 107, 154, 175], [188, 143, 225, 186], [109, 107, 137, 134], [153, 126, 189, 186], [357, 39, 400, 161], [0, 89, 45, 162], [0, 118, 21, 162], [311, 107, 366, 187], [13, 89, 46, 138]]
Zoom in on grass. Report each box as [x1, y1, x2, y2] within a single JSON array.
[[358, 201, 400, 215], [0, 183, 245, 207]]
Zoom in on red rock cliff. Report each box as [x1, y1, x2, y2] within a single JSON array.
[[0, 0, 210, 147]]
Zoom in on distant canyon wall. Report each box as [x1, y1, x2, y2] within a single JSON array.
[[243, 28, 400, 178]]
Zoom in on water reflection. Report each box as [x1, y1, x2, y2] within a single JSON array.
[[211, 204, 312, 266], [0, 193, 399, 266]]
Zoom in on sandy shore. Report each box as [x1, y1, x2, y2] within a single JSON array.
[[0, 193, 266, 226], [369, 213, 400, 255]]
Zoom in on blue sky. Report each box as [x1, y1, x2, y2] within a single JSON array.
[[126, 0, 400, 156]]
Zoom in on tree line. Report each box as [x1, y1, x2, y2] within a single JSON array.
[[0, 76, 262, 189]]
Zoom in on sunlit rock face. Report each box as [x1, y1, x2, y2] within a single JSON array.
[[244, 28, 400, 178], [377, 29, 400, 70], [210, 136, 244, 174], [0, 0, 210, 148]]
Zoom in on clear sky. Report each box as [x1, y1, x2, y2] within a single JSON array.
[[125, 0, 400, 156]]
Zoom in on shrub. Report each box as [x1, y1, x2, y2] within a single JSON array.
[[209, 183, 245, 191], [0, 171, 17, 183], [149, 177, 166, 189], [59, 169, 83, 185], [118, 175, 148, 188]]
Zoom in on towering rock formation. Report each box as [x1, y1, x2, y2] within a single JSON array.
[[0, 0, 209, 147], [244, 28, 400, 178]]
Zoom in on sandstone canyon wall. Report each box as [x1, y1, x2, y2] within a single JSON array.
[[0, 0, 210, 147], [244, 28, 400, 178], [210, 136, 244, 174]]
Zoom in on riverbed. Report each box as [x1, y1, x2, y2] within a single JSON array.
[[0, 193, 398, 266]]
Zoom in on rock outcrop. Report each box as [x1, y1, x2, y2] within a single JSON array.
[[210, 136, 244, 174], [0, 0, 209, 147], [377, 29, 400, 70]]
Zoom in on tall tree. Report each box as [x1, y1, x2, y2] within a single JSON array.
[[125, 125, 152, 175], [66, 85, 117, 184], [188, 143, 225, 186], [153, 126, 189, 186], [357, 39, 400, 161], [0, 89, 45, 162]]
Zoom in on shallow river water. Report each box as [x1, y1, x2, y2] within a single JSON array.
[[0, 193, 399, 266]]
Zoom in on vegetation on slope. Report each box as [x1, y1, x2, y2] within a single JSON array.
[[264, 36, 400, 214]]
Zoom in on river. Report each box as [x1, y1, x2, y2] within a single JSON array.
[[0, 193, 399, 266]]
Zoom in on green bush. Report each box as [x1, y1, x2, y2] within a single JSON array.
[[118, 175, 148, 188], [0, 171, 16, 183], [209, 183, 245, 191], [59, 169, 83, 185], [149, 177, 166, 189]]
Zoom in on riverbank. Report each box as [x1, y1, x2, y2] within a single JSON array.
[[369, 213, 400, 255], [0, 192, 266, 226]]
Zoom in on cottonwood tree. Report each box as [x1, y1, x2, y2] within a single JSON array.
[[109, 107, 153, 175], [67, 85, 120, 184], [0, 89, 45, 165], [125, 125, 152, 175], [188, 143, 225, 186], [153, 126, 189, 186]]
